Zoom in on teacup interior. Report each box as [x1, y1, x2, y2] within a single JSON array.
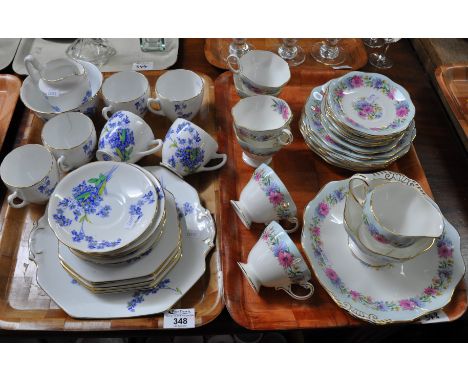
[[103, 71, 148, 102], [156, 69, 203, 100], [371, 183, 443, 237], [232, 96, 290, 131], [42, 112, 93, 149], [42, 59, 84, 81], [0, 144, 53, 187], [241, 51, 290, 88]]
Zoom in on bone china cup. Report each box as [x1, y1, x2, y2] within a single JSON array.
[[349, 176, 444, 251], [161, 118, 227, 177], [41, 112, 97, 172], [147, 69, 204, 121], [24, 55, 92, 112], [101, 70, 150, 120], [227, 50, 290, 96], [96, 111, 162, 163], [238, 221, 314, 300], [0, 144, 59, 208], [230, 163, 299, 233]]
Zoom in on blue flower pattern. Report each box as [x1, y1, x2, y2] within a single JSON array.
[[127, 279, 182, 312], [165, 121, 205, 173], [82, 139, 94, 158], [99, 112, 135, 162], [134, 96, 147, 115], [37, 176, 55, 196], [53, 165, 122, 250], [174, 102, 192, 119], [127, 191, 155, 227], [175, 201, 194, 219], [81, 90, 92, 104]]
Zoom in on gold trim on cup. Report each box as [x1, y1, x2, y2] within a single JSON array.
[[155, 70, 204, 103], [102, 71, 150, 104]]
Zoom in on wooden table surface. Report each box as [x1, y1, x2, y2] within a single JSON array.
[[0, 38, 467, 336]]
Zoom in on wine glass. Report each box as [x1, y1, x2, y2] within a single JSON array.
[[310, 39, 346, 66], [227, 38, 255, 59], [362, 38, 385, 48], [277, 38, 305, 66], [368, 38, 401, 69], [66, 38, 116, 67]]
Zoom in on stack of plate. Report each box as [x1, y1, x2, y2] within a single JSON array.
[[48, 162, 181, 293], [299, 71, 416, 171]]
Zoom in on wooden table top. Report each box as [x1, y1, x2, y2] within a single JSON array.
[[0, 38, 466, 335]]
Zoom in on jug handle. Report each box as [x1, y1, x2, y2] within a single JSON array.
[[24, 55, 43, 86]]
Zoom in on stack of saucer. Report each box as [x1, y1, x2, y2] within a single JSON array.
[[300, 71, 416, 171], [47, 162, 181, 293]]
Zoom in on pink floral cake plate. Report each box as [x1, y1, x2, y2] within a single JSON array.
[[327, 71, 415, 137], [301, 171, 465, 324]]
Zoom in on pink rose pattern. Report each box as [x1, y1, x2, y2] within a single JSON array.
[[309, 185, 454, 312], [261, 224, 307, 282], [271, 99, 290, 121], [330, 73, 412, 132], [252, 166, 290, 219]]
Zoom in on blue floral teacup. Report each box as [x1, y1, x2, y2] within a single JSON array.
[[101, 71, 150, 120], [96, 111, 162, 164], [238, 221, 314, 300], [161, 118, 227, 177], [147, 69, 204, 121]]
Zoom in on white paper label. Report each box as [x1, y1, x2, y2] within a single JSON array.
[[46, 90, 60, 97], [163, 308, 195, 328], [132, 61, 154, 71], [420, 310, 449, 324]]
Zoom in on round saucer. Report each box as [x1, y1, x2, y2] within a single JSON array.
[[301, 172, 465, 324]]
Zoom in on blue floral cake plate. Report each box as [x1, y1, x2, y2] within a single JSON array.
[[48, 162, 158, 254], [30, 166, 216, 318], [301, 171, 465, 324]]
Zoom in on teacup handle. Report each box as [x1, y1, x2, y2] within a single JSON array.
[[226, 55, 241, 74], [137, 139, 163, 157], [278, 129, 293, 146], [277, 217, 299, 233], [195, 153, 227, 173], [147, 98, 165, 116], [275, 282, 315, 301], [24, 55, 43, 86], [348, 175, 370, 207], [8, 191, 28, 209], [102, 106, 114, 120], [57, 156, 71, 173]]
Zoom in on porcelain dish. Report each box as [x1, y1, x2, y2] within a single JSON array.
[[301, 171, 465, 324], [29, 165, 216, 318]]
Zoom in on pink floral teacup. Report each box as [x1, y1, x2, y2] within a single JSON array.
[[238, 221, 314, 300], [230, 163, 299, 233]]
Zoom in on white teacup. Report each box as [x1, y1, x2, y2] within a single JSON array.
[[230, 163, 299, 233], [238, 221, 314, 300], [24, 55, 92, 112], [0, 144, 60, 208], [232, 95, 293, 167], [101, 71, 150, 120], [41, 112, 97, 172], [96, 111, 162, 163], [227, 50, 290, 97], [147, 69, 204, 121], [161, 118, 227, 177]]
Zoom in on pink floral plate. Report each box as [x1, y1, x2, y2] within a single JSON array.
[[301, 171, 465, 324], [327, 71, 415, 137]]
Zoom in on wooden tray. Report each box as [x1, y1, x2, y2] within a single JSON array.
[[0, 74, 21, 152], [215, 71, 467, 330], [435, 65, 468, 151], [0, 72, 224, 331], [205, 39, 367, 71]]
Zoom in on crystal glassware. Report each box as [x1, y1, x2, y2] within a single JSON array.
[[140, 38, 166, 52], [66, 38, 116, 67], [227, 38, 255, 59], [310, 38, 346, 66], [277, 38, 305, 66], [368, 38, 401, 69], [362, 38, 385, 48]]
